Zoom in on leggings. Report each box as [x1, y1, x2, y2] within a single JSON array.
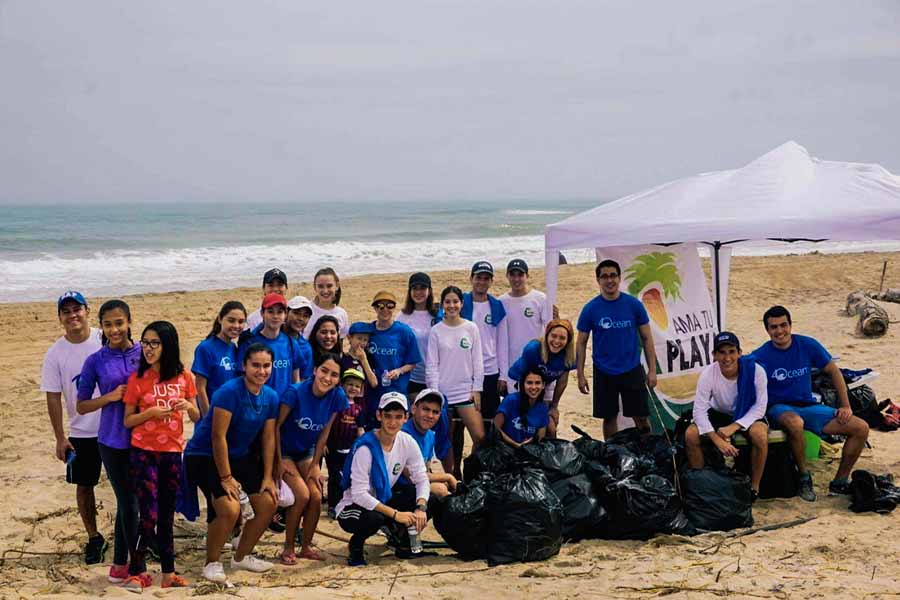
[[130, 448, 182, 574], [98, 444, 145, 575]]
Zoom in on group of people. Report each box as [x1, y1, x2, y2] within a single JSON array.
[[40, 258, 871, 588]]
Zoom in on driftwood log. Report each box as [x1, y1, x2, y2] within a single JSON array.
[[870, 288, 900, 304], [846, 291, 890, 337]]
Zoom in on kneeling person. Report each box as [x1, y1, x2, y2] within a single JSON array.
[[754, 305, 870, 501], [336, 393, 430, 566], [685, 332, 769, 498], [402, 389, 457, 499]]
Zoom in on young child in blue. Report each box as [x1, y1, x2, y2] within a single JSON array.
[[494, 369, 549, 447], [193, 301, 247, 416], [276, 352, 348, 563], [508, 319, 576, 437], [401, 389, 457, 499], [753, 305, 869, 502], [237, 293, 312, 397]]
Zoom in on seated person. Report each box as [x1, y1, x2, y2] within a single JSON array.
[[493, 369, 549, 447], [335, 392, 430, 566], [401, 389, 458, 499], [684, 332, 769, 499], [754, 305, 870, 501]]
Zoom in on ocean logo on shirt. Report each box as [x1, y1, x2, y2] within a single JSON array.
[[772, 367, 809, 382], [392, 462, 402, 475], [599, 316, 632, 330], [368, 342, 399, 357], [523, 307, 535, 318], [484, 314, 492, 325], [459, 337, 471, 349], [512, 416, 532, 433], [296, 417, 324, 432], [272, 359, 290, 369], [219, 356, 234, 371]]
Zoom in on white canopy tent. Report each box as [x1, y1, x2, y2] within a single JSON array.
[[544, 141, 900, 329]]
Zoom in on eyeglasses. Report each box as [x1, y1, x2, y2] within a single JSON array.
[[374, 303, 396, 310], [598, 273, 620, 280], [140, 339, 162, 349]]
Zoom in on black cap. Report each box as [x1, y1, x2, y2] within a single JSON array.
[[471, 261, 494, 277], [506, 258, 529, 274], [408, 272, 431, 288], [713, 331, 741, 352], [262, 268, 287, 285]]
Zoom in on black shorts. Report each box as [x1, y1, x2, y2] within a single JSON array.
[[186, 453, 263, 500], [480, 373, 501, 419], [406, 381, 427, 400], [67, 436, 102, 487], [592, 365, 649, 419]]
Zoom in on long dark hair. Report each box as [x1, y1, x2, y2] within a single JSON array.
[[98, 299, 133, 346], [207, 300, 248, 339], [242, 342, 274, 366], [313, 267, 342, 306], [440, 285, 464, 307], [517, 367, 546, 428], [402, 280, 437, 317], [310, 315, 342, 365], [138, 321, 184, 381]]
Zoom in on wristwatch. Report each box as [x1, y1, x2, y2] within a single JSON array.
[[414, 503, 427, 512]]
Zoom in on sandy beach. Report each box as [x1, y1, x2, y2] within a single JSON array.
[[2, 251, 900, 599]]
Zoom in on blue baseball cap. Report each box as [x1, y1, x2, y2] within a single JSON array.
[[471, 261, 494, 277], [713, 331, 741, 352], [348, 321, 375, 336], [57, 291, 88, 313]]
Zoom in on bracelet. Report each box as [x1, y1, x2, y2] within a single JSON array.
[[392, 509, 398, 521], [220, 474, 233, 482]]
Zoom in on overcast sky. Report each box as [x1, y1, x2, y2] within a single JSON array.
[[1, 1, 898, 205]]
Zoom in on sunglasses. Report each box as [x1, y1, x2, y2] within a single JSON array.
[[374, 303, 396, 310]]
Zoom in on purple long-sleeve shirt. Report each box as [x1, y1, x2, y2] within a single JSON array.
[[77, 344, 142, 449]]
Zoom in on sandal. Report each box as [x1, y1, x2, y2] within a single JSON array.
[[162, 574, 190, 588], [280, 551, 298, 566], [298, 547, 326, 561]]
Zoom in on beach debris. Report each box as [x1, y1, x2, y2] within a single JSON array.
[[845, 291, 889, 337], [870, 288, 900, 303]]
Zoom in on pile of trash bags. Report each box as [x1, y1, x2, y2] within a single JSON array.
[[434, 426, 755, 565], [849, 470, 900, 513]]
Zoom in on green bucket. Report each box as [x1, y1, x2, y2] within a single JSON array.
[[804, 431, 821, 461]]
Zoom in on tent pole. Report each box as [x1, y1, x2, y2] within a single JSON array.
[[713, 241, 722, 331]]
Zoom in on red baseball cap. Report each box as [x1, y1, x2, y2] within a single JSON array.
[[261, 293, 288, 310]]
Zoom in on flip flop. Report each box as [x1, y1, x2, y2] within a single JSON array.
[[298, 547, 326, 561], [280, 551, 298, 566]]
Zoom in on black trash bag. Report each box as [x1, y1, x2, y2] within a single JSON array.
[[485, 468, 563, 565], [603, 474, 696, 539], [606, 427, 644, 447], [603, 443, 656, 479], [734, 437, 799, 499], [604, 427, 678, 480], [550, 474, 608, 541], [432, 479, 490, 558], [463, 438, 517, 484], [516, 439, 585, 482], [682, 468, 753, 531], [583, 460, 616, 492], [849, 470, 900, 514], [571, 424, 605, 460]]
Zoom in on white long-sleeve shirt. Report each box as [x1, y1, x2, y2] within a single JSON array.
[[303, 304, 350, 338], [471, 300, 499, 375], [334, 431, 430, 514], [426, 320, 484, 405], [396, 309, 434, 384], [692, 362, 769, 435], [497, 290, 551, 385]]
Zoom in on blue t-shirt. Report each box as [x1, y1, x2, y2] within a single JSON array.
[[497, 393, 550, 444], [185, 377, 279, 458], [365, 321, 422, 413], [576, 293, 649, 375], [279, 379, 349, 456], [237, 330, 312, 397], [401, 420, 436, 463], [752, 334, 832, 406], [192, 336, 239, 402], [508, 339, 575, 384], [291, 334, 314, 381]]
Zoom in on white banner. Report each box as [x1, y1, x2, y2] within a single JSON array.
[[596, 243, 717, 379]]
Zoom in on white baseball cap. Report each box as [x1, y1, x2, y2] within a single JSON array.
[[287, 295, 313, 311], [378, 392, 408, 411], [414, 388, 445, 406]]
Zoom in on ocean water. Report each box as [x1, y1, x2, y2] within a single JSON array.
[[4, 200, 900, 303]]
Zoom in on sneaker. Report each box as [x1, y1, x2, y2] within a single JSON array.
[[107, 564, 129, 584], [122, 573, 152, 590], [84, 534, 107, 565], [268, 508, 286, 533], [161, 574, 190, 588], [798, 472, 817, 502], [231, 534, 242, 552], [750, 489, 759, 504], [231, 554, 273, 573], [347, 547, 367, 567], [202, 561, 227, 583], [828, 479, 852, 496]]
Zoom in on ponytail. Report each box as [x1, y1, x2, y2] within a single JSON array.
[[208, 300, 248, 339]]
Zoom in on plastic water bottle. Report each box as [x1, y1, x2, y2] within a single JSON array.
[[381, 370, 392, 388], [238, 490, 255, 521], [407, 525, 422, 554]]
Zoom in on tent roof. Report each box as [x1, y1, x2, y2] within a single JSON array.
[[545, 141, 900, 251]]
